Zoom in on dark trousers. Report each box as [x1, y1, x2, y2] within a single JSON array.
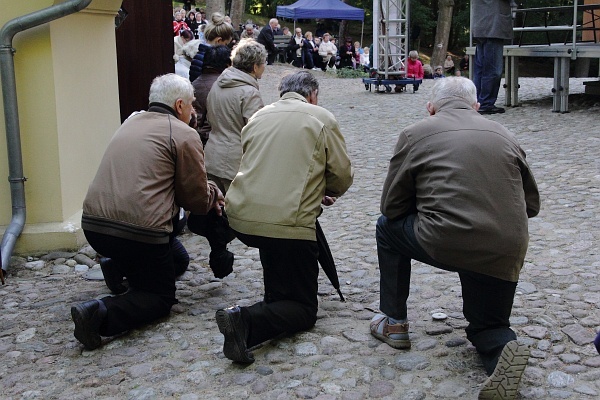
[[234, 231, 319, 348], [376, 214, 517, 375], [83, 230, 180, 337], [473, 37, 504, 110]]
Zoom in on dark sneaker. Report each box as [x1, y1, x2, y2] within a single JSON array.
[[370, 314, 411, 349], [71, 299, 106, 350], [99, 257, 127, 294], [215, 306, 254, 363], [478, 106, 506, 115], [209, 250, 234, 279], [478, 340, 530, 400]]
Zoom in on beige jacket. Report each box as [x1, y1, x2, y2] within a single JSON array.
[[226, 92, 354, 241], [205, 67, 264, 181], [381, 98, 540, 282], [82, 106, 219, 244]]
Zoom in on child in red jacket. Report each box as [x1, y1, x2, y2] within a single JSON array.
[[395, 50, 424, 92]]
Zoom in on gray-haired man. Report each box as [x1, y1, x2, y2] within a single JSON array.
[[73, 74, 224, 350], [215, 71, 354, 363], [372, 77, 539, 399]]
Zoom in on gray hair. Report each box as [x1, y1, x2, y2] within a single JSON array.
[[149, 73, 194, 107], [232, 38, 267, 73], [408, 50, 419, 59], [430, 77, 477, 108], [278, 71, 319, 98]]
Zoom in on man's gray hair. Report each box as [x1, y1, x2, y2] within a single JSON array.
[[278, 71, 319, 98], [232, 38, 267, 73], [430, 76, 477, 108], [149, 73, 194, 107]]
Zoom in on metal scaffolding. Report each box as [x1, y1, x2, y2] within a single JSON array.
[[373, 0, 410, 79]]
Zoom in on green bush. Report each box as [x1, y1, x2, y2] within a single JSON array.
[[335, 67, 369, 79]]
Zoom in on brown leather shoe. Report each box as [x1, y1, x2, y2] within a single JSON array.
[[370, 314, 411, 349]]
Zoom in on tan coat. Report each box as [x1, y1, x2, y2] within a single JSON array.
[[205, 67, 264, 180], [226, 93, 354, 241], [82, 106, 219, 244], [381, 99, 540, 282]]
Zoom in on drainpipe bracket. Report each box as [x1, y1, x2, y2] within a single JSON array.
[[8, 176, 27, 183], [0, 44, 16, 54]]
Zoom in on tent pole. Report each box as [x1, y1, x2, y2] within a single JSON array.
[[361, 20, 364, 46]]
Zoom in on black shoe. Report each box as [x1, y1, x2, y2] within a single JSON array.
[[215, 306, 254, 363], [209, 250, 234, 279], [99, 257, 127, 294], [71, 299, 106, 350], [478, 106, 505, 115]]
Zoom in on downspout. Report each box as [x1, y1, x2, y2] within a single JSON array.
[[0, 0, 93, 280]]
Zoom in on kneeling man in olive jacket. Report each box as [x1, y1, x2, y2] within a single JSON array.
[[215, 71, 354, 363]]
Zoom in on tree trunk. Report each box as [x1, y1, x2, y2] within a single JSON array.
[[431, 0, 454, 69], [206, 0, 226, 19], [230, 0, 245, 28], [338, 0, 349, 43]]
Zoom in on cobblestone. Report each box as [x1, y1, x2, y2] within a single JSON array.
[[1, 64, 599, 398]]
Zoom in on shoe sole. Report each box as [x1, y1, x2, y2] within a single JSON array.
[[478, 340, 529, 400], [71, 303, 101, 350], [215, 309, 254, 363]]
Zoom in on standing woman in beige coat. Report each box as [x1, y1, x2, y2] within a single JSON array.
[[205, 38, 267, 194]]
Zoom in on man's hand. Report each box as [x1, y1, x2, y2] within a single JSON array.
[[213, 188, 225, 216], [321, 196, 337, 206]]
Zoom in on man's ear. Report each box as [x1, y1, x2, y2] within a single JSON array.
[[426, 101, 435, 116], [174, 98, 184, 117], [473, 102, 480, 112]]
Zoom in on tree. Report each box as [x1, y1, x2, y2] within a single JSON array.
[[430, 0, 454, 68], [206, 0, 226, 18], [230, 0, 246, 27]]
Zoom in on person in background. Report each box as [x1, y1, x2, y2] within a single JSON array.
[[360, 46, 370, 71], [433, 65, 446, 79], [186, 10, 199, 39], [339, 38, 356, 69], [72, 74, 224, 350], [443, 55, 455, 75], [318, 33, 337, 71], [175, 39, 202, 79], [257, 18, 279, 65], [173, 10, 189, 36], [371, 77, 538, 400], [288, 27, 306, 68], [396, 50, 424, 92], [216, 71, 353, 364], [240, 23, 259, 39], [224, 15, 239, 49], [174, 29, 194, 62], [472, 0, 514, 114], [305, 31, 320, 70], [459, 53, 470, 74], [189, 12, 234, 82], [204, 38, 266, 194], [191, 45, 232, 146]]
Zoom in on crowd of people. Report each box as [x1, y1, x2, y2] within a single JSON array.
[[67, 5, 599, 400]]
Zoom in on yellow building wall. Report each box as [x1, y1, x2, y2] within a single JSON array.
[[0, 0, 122, 254]]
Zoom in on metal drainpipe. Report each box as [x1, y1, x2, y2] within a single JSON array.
[[0, 0, 92, 279]]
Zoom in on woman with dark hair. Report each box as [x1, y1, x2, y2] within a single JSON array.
[[174, 29, 194, 62], [189, 12, 235, 82], [191, 45, 232, 146], [186, 10, 199, 39]]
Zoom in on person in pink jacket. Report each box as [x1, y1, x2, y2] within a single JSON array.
[[395, 50, 424, 93]]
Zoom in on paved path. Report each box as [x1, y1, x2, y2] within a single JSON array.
[[1, 65, 599, 399]]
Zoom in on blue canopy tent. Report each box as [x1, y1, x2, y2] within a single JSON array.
[[276, 0, 365, 45]]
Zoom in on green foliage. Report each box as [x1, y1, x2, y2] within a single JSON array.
[[334, 67, 369, 79]]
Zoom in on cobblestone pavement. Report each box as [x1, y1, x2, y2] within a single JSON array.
[[1, 65, 599, 399]]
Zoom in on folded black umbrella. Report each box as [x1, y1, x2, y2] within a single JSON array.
[[316, 219, 345, 302]]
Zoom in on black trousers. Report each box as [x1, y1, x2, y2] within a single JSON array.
[[234, 231, 319, 348], [376, 214, 517, 375], [83, 230, 182, 337]]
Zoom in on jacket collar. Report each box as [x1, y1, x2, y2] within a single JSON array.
[[280, 92, 308, 102], [434, 97, 477, 113], [148, 102, 178, 117]]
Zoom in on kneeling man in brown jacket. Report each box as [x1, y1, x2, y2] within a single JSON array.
[[371, 77, 540, 399]]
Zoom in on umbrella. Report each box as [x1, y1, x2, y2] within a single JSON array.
[[316, 219, 345, 302]]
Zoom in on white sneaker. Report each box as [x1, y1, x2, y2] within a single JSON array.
[[312, 67, 319, 71]]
